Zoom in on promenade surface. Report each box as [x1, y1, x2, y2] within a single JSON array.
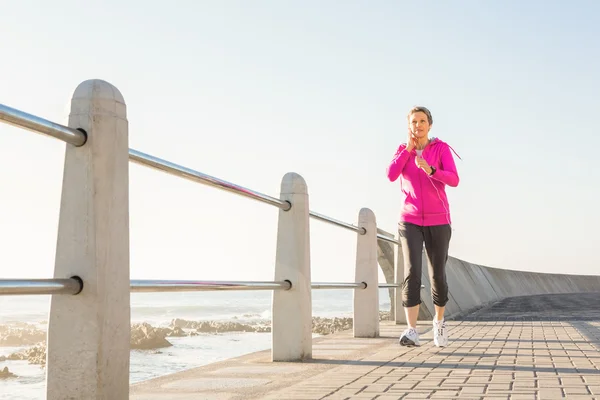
[[131, 293, 600, 399]]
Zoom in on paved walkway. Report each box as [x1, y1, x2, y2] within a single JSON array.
[[131, 293, 600, 399]]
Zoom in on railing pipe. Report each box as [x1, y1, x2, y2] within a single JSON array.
[[312, 282, 367, 289], [0, 103, 379, 237], [376, 233, 399, 245], [131, 280, 291, 292], [129, 149, 291, 211], [379, 283, 425, 289], [0, 103, 87, 146], [309, 211, 366, 234], [378, 283, 400, 288], [0, 104, 400, 242], [0, 278, 82, 295]]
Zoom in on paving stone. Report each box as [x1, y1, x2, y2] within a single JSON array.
[[538, 388, 565, 398], [460, 386, 486, 395], [402, 393, 433, 399]]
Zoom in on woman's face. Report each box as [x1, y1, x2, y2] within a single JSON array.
[[408, 111, 431, 139]]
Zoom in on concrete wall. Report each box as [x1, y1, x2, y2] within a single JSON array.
[[420, 255, 600, 320], [377, 232, 600, 321]]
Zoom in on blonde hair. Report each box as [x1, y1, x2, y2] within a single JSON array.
[[407, 106, 433, 125]]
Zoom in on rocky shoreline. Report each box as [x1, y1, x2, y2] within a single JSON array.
[[0, 311, 392, 371]]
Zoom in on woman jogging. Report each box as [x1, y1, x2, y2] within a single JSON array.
[[386, 106, 460, 348]]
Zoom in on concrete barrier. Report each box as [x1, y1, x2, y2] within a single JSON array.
[[272, 172, 312, 361], [353, 208, 379, 338], [439, 256, 600, 320], [46, 79, 130, 399], [377, 239, 600, 322]]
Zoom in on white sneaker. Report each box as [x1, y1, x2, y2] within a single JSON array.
[[433, 319, 448, 347], [399, 327, 420, 347]]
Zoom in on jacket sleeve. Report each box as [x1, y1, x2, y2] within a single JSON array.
[[431, 146, 459, 187], [387, 144, 411, 182]]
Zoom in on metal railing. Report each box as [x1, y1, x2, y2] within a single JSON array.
[[1, 87, 412, 378], [0, 279, 421, 295], [129, 149, 291, 211], [0, 103, 86, 146], [130, 279, 292, 292], [0, 98, 408, 319], [376, 234, 399, 245], [0, 80, 421, 399], [0, 278, 83, 295], [312, 282, 367, 289], [1, 103, 378, 235]]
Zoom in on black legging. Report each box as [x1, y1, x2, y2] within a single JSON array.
[[398, 222, 451, 308]]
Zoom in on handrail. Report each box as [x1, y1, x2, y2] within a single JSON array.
[[379, 283, 425, 289], [309, 211, 366, 235], [130, 150, 366, 233], [130, 279, 292, 292], [376, 233, 399, 245], [129, 149, 291, 210], [312, 282, 367, 289], [0, 103, 383, 236], [376, 228, 400, 245], [0, 279, 419, 295], [0, 278, 82, 295], [0, 103, 86, 146]]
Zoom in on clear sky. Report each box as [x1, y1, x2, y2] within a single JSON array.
[[1, 0, 598, 284]]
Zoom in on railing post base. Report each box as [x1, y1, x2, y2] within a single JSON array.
[[46, 79, 130, 399], [272, 172, 312, 361], [353, 208, 379, 338]]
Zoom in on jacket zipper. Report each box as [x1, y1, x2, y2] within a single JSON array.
[[419, 162, 424, 225]]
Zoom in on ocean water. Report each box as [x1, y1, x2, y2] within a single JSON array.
[[0, 289, 393, 399]]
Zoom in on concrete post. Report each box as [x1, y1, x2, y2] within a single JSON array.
[[272, 172, 312, 361], [395, 232, 407, 324], [353, 208, 379, 338], [46, 80, 130, 399]]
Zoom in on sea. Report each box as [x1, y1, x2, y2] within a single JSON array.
[[0, 289, 393, 399]]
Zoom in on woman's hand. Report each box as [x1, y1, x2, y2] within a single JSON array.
[[416, 156, 432, 174]]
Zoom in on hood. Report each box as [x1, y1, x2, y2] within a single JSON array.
[[428, 137, 462, 160]]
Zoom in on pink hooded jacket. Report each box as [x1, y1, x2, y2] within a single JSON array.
[[387, 137, 460, 226]]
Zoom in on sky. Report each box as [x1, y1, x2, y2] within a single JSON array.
[[0, 0, 598, 284]]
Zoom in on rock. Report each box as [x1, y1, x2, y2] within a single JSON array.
[[0, 325, 46, 347], [312, 316, 353, 335], [171, 319, 266, 333], [379, 311, 391, 321], [130, 323, 172, 350], [7, 343, 47, 366], [254, 325, 271, 333], [194, 321, 255, 333], [25, 343, 47, 365], [0, 367, 16, 379], [170, 318, 195, 329], [171, 316, 365, 336], [166, 326, 187, 337]]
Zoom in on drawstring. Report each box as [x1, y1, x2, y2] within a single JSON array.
[[447, 144, 462, 160]]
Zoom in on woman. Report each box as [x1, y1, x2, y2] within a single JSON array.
[[386, 106, 460, 348]]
